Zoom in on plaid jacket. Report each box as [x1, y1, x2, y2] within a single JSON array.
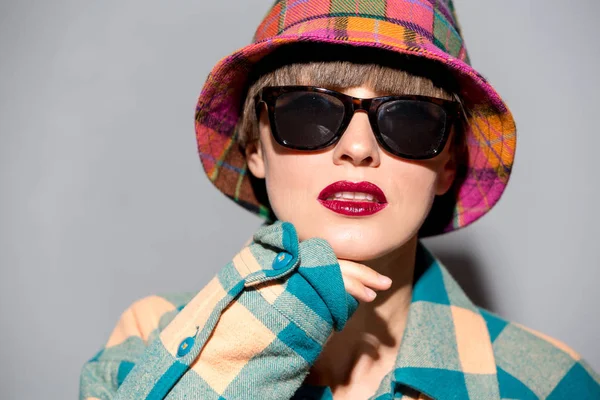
[[80, 221, 600, 399]]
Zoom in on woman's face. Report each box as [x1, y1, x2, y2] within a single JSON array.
[[246, 85, 456, 261]]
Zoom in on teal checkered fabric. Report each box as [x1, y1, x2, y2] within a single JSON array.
[[80, 221, 599, 399]]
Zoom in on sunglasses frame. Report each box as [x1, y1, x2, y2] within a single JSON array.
[[254, 85, 463, 160]]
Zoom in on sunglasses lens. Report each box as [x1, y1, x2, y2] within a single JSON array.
[[377, 100, 447, 157], [273, 91, 345, 148]]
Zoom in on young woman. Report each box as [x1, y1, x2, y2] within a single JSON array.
[[80, 1, 599, 399]]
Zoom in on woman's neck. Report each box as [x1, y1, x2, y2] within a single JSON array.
[[304, 235, 418, 392]]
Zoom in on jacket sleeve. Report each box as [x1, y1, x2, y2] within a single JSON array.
[[79, 293, 193, 400], [79, 221, 358, 400]]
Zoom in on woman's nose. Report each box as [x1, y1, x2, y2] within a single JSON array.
[[332, 111, 381, 168]]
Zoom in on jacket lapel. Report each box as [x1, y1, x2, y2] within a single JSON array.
[[390, 243, 500, 400]]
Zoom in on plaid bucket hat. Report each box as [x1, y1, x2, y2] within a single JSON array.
[[195, 0, 516, 237]]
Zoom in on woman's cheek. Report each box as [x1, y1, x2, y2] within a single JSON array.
[[399, 174, 438, 219], [264, 163, 312, 221]]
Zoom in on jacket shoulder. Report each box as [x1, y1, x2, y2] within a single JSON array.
[[479, 308, 600, 399], [106, 292, 196, 349]]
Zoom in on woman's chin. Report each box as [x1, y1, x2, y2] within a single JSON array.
[[317, 229, 408, 262], [284, 214, 416, 261], [327, 240, 392, 261]]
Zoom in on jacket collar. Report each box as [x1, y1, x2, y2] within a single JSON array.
[[388, 243, 500, 399]]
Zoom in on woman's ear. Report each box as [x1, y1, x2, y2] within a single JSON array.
[[245, 140, 266, 179], [435, 129, 459, 196], [435, 154, 456, 196]]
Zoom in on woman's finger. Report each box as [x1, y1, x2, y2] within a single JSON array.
[[338, 259, 392, 291], [341, 274, 378, 302]]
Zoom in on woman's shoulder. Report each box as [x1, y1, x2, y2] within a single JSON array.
[[478, 307, 600, 399]]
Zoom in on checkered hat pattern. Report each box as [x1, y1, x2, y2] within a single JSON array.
[[195, 0, 516, 236]]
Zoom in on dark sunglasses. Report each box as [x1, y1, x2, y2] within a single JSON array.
[[254, 86, 462, 160]]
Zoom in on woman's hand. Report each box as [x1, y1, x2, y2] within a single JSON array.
[[338, 260, 392, 302]]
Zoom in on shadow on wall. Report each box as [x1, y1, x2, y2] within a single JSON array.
[[435, 251, 496, 312]]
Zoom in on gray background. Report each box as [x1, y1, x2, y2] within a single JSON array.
[[1, 0, 599, 398]]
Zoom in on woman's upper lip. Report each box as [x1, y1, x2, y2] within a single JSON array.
[[318, 181, 388, 203]]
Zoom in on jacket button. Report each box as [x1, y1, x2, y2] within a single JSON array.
[[272, 251, 293, 270], [177, 336, 195, 357]]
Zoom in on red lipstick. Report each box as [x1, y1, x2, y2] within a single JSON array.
[[318, 181, 388, 216]]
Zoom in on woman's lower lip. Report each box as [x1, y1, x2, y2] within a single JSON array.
[[318, 199, 388, 216]]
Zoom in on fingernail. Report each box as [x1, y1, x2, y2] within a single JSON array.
[[365, 287, 377, 300], [379, 275, 392, 286]]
